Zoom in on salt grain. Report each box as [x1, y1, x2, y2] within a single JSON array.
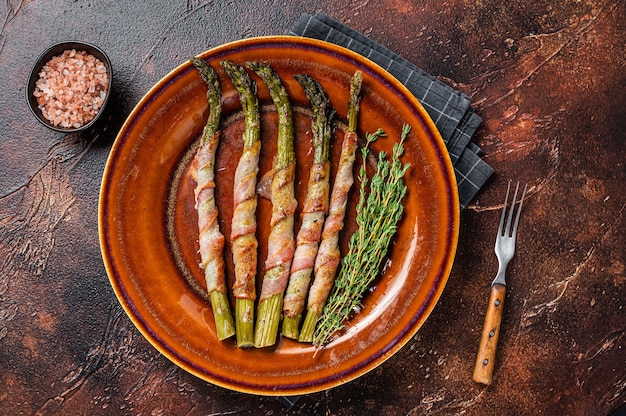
[[33, 49, 109, 128]]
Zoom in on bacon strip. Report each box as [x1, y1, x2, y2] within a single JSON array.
[[283, 161, 331, 317], [258, 161, 297, 301], [194, 131, 226, 294], [306, 131, 359, 315], [231, 139, 261, 299]]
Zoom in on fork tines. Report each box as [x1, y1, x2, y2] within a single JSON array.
[[499, 181, 528, 239]]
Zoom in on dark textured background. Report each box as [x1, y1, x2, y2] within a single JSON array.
[[1, 1, 624, 415]]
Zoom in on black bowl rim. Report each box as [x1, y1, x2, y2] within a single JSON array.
[[26, 41, 113, 133]]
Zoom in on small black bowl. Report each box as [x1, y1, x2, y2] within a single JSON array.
[[26, 41, 113, 133]]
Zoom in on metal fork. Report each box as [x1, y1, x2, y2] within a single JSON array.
[[473, 181, 528, 385]]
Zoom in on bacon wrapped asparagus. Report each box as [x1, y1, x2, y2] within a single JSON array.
[[246, 61, 297, 348], [299, 71, 363, 343], [220, 60, 261, 347], [281, 74, 334, 339], [189, 57, 235, 341]]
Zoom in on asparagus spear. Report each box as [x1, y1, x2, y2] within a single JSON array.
[[246, 61, 297, 348], [281, 74, 334, 339], [189, 57, 235, 341], [298, 71, 364, 342], [220, 60, 261, 348], [313, 125, 411, 347]]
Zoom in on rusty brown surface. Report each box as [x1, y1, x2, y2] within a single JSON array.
[[1, 1, 624, 415]]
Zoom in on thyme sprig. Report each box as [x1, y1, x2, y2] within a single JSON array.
[[313, 124, 411, 347]]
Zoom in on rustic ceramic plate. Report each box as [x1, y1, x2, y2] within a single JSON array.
[[98, 36, 459, 396]]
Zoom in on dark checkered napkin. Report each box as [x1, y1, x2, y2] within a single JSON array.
[[290, 13, 493, 208]]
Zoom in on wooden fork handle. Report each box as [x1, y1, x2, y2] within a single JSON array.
[[473, 283, 506, 385]]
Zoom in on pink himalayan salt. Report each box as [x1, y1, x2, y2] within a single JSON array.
[[33, 49, 109, 129]]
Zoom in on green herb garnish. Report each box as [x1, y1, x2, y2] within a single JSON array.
[[313, 124, 411, 346]]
